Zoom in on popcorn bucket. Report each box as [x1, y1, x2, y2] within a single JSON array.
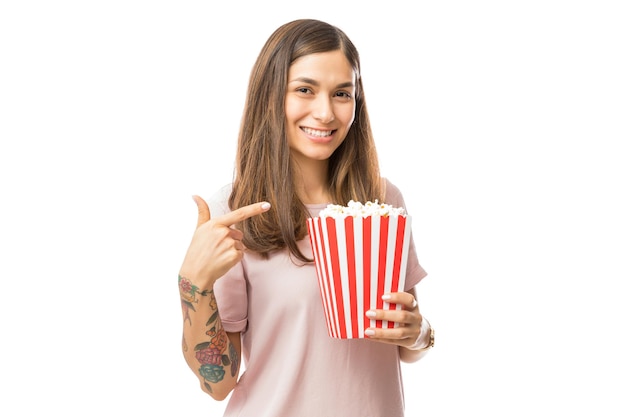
[[307, 214, 412, 339]]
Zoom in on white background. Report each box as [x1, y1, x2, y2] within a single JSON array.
[[1, 1, 625, 416]]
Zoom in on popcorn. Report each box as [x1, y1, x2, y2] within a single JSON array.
[[319, 200, 406, 218], [307, 200, 412, 339]]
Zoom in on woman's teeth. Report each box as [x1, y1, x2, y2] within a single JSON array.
[[302, 127, 332, 137]]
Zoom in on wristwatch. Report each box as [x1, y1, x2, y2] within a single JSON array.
[[423, 326, 435, 350], [413, 323, 435, 352]]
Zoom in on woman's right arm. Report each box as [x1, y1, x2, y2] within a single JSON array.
[[178, 196, 270, 400], [179, 275, 241, 400]]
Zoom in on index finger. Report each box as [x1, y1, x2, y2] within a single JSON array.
[[215, 201, 271, 227]]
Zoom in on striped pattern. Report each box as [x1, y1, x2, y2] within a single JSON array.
[[307, 215, 412, 339]]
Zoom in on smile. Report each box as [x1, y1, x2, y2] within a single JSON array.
[[302, 127, 334, 138]]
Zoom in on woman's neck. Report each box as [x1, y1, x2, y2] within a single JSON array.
[[292, 159, 331, 205]]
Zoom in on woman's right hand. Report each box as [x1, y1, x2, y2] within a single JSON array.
[[179, 195, 271, 290]]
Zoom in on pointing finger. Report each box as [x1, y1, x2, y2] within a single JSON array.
[[216, 201, 271, 227]]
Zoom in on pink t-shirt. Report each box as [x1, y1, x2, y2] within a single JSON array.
[[212, 179, 427, 417]]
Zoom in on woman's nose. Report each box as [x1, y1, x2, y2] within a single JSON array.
[[312, 96, 335, 123]]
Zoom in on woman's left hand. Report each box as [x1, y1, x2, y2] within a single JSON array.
[[364, 288, 423, 349]]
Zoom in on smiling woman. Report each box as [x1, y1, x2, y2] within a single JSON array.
[[177, 18, 433, 417], [285, 50, 357, 176], [2, 1, 624, 416]]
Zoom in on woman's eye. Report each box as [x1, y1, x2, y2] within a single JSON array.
[[297, 87, 312, 94], [335, 91, 352, 99]]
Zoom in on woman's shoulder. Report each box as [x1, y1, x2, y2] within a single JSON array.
[[382, 177, 402, 203], [382, 177, 414, 211], [206, 183, 233, 216]]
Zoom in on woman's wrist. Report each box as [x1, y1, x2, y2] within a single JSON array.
[[407, 318, 435, 351], [178, 273, 216, 302], [178, 270, 216, 292]]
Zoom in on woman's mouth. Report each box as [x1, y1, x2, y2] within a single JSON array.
[[302, 127, 335, 140]]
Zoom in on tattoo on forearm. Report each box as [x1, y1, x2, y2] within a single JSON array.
[[179, 275, 208, 326], [178, 275, 240, 391]]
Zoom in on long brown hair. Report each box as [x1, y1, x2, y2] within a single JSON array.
[[229, 19, 384, 262]]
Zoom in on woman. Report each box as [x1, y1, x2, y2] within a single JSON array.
[[178, 18, 434, 417]]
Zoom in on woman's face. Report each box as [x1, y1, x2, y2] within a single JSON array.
[[285, 50, 356, 166]]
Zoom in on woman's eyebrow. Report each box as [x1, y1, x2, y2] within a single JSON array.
[[289, 77, 354, 89]]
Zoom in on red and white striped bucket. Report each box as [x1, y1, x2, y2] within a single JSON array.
[[307, 215, 412, 339]]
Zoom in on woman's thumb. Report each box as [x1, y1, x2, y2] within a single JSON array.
[[192, 195, 211, 228]]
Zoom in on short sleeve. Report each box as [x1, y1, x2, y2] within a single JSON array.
[[383, 178, 428, 289], [208, 184, 249, 333], [213, 263, 249, 333]]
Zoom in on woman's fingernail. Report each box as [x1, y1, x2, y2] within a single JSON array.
[[381, 294, 391, 301], [261, 202, 271, 210], [365, 310, 376, 318], [364, 329, 375, 336]]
